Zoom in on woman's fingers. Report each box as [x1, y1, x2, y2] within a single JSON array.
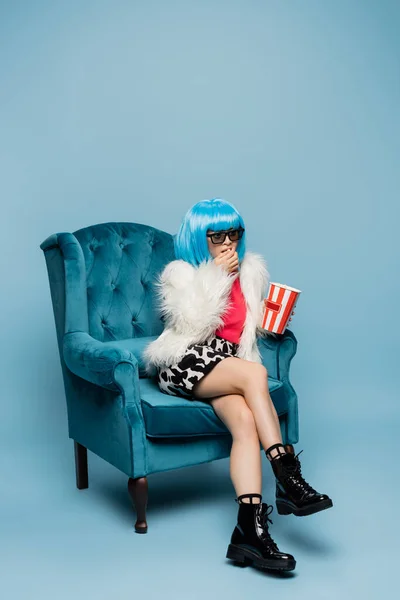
[[228, 253, 239, 272]]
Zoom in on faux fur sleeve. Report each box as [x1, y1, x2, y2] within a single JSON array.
[[154, 259, 236, 338]]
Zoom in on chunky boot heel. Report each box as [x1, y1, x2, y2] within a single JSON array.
[[226, 492, 296, 572], [276, 501, 293, 515], [265, 444, 333, 517], [226, 544, 252, 566]]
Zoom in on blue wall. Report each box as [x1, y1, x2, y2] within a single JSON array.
[[1, 1, 399, 596]]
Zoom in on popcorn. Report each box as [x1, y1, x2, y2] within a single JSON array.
[[261, 283, 301, 334]]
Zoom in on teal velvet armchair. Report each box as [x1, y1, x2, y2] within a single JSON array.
[[40, 222, 299, 533]]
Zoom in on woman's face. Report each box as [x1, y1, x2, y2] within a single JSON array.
[[206, 228, 239, 259]]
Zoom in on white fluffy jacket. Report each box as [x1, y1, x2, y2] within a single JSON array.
[[142, 250, 273, 377]]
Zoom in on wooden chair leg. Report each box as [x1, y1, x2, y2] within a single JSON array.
[[128, 477, 148, 534], [74, 441, 88, 489]]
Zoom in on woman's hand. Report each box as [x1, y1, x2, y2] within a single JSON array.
[[263, 299, 295, 322], [214, 247, 239, 274]]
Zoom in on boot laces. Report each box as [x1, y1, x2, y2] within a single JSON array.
[[283, 450, 318, 496], [256, 503, 279, 550]]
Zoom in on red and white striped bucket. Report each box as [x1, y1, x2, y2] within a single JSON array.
[[261, 283, 301, 334]]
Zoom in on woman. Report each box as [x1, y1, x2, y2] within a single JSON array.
[[143, 198, 333, 573]]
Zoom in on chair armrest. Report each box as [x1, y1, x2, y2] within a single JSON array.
[[63, 331, 139, 391], [256, 327, 297, 381], [257, 328, 299, 444]]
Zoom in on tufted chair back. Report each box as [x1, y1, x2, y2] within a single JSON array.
[[41, 222, 176, 349], [74, 222, 175, 341]]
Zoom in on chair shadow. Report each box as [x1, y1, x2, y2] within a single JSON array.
[[95, 461, 233, 523]]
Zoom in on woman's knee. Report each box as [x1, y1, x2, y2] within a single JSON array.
[[242, 362, 268, 390]]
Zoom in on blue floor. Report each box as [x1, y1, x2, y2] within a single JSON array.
[[2, 384, 398, 599]]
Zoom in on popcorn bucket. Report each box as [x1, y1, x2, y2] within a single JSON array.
[[261, 283, 301, 334]]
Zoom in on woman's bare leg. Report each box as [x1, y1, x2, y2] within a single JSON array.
[[208, 393, 262, 504], [193, 357, 285, 459]]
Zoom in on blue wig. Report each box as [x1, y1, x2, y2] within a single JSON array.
[[173, 198, 247, 267]]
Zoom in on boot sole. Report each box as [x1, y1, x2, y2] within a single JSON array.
[[226, 544, 296, 571], [276, 497, 333, 517]]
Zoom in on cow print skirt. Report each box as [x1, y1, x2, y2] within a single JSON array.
[[157, 334, 239, 400]]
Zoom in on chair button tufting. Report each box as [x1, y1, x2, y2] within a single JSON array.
[[111, 282, 116, 289], [119, 242, 124, 248]]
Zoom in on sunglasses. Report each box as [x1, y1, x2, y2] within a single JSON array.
[[206, 227, 245, 245]]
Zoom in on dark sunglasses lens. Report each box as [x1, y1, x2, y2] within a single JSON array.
[[212, 233, 225, 243], [229, 228, 244, 241]]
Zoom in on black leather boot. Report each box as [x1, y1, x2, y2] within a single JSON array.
[[265, 443, 333, 517], [226, 493, 296, 571]]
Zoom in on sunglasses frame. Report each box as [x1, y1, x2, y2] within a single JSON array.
[[206, 227, 245, 245]]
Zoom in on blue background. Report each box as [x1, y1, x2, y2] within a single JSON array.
[[1, 0, 398, 597]]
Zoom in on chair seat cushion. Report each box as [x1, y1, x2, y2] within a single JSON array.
[[136, 376, 286, 438]]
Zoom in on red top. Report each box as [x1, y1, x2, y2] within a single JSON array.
[[215, 276, 247, 344]]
